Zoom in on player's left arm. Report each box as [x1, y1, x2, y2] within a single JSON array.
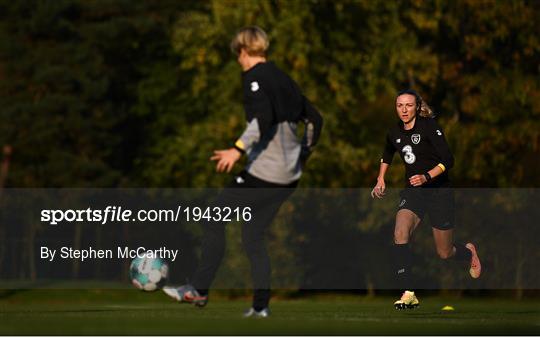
[[409, 119, 455, 186]]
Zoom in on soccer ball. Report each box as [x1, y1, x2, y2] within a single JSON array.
[[129, 256, 169, 291]]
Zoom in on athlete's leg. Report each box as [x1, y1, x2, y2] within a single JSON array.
[[432, 227, 480, 278], [242, 198, 282, 311], [241, 187, 295, 311], [432, 227, 455, 259], [393, 189, 425, 309], [165, 184, 247, 306], [191, 177, 251, 295], [393, 209, 421, 291], [394, 209, 421, 244], [432, 227, 472, 262], [429, 188, 480, 278]]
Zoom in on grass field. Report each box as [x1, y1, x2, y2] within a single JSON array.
[[0, 289, 538, 335]]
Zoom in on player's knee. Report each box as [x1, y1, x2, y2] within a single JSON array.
[[437, 248, 453, 260], [394, 228, 410, 244]]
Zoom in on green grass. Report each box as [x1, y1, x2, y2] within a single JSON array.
[[0, 289, 538, 335]]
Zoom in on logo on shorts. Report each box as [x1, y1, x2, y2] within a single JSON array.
[[235, 176, 245, 184], [250, 81, 259, 92], [411, 134, 421, 144], [399, 199, 406, 207], [436, 129, 442, 136], [396, 138, 401, 143]]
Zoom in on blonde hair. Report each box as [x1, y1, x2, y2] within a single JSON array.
[[230, 26, 269, 57], [418, 98, 434, 118]]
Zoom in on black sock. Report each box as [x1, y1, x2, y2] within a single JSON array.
[[393, 243, 413, 290], [453, 243, 472, 262]]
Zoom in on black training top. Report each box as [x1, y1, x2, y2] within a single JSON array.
[[240, 61, 322, 145], [235, 61, 323, 184], [381, 116, 454, 187]]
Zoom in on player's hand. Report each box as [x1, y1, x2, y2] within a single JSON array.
[[371, 178, 386, 199], [409, 174, 427, 187], [210, 148, 241, 173]]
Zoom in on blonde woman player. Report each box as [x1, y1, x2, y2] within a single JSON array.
[[164, 26, 323, 317], [372, 89, 481, 309]]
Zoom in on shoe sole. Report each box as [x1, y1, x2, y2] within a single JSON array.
[[193, 300, 208, 308], [244, 313, 270, 318], [394, 303, 419, 310], [163, 290, 207, 307], [466, 243, 482, 278]]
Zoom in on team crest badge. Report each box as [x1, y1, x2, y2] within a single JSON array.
[[411, 134, 421, 144]]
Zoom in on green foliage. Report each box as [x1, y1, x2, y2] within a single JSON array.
[[0, 0, 179, 187], [2, 0, 539, 188], [132, 0, 540, 189]]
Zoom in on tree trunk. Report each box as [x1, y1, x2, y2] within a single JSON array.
[[28, 223, 37, 281], [514, 241, 524, 300], [0, 145, 12, 275]]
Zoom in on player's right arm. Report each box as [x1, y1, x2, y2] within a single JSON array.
[[372, 132, 395, 199], [372, 162, 390, 198]]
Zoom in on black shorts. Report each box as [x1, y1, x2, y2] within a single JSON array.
[[398, 187, 455, 230]]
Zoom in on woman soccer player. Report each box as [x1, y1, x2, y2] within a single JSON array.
[[371, 89, 481, 309], [164, 26, 323, 317]]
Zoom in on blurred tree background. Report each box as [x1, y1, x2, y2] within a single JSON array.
[[1, 0, 539, 296]]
